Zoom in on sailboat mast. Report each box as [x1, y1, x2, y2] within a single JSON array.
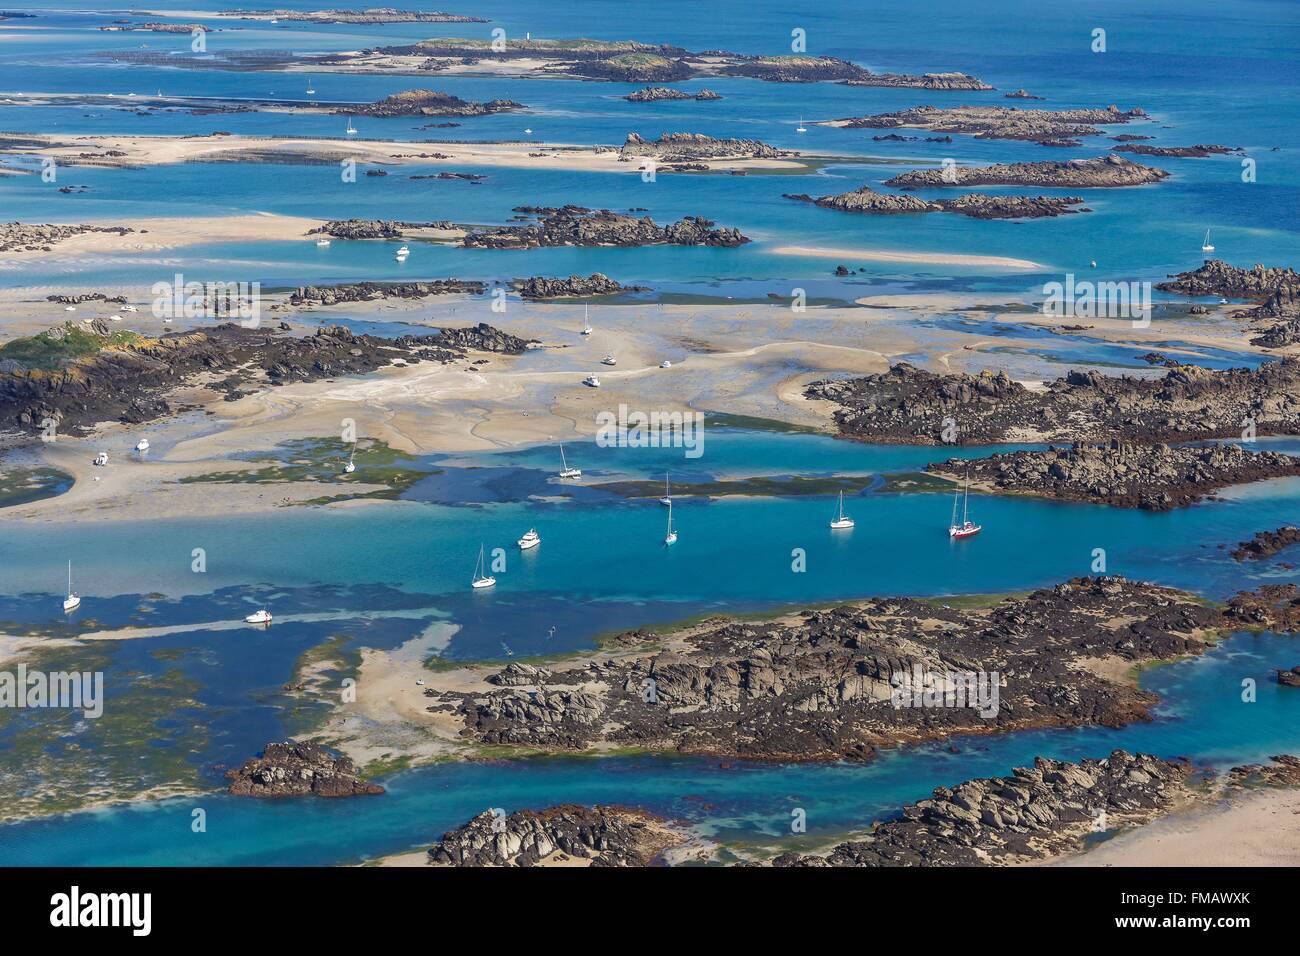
[[67, 560, 71, 593], [962, 467, 970, 524]]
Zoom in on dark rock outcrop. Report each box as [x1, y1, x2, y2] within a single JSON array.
[[461, 206, 748, 249], [625, 86, 721, 102], [0, 321, 528, 436], [428, 805, 683, 866], [342, 89, 522, 117], [288, 280, 485, 306], [786, 186, 1086, 219], [1232, 526, 1300, 561], [427, 576, 1228, 761], [225, 741, 384, 798], [929, 441, 1300, 510], [513, 273, 648, 298], [770, 751, 1195, 866], [832, 104, 1147, 144], [0, 221, 134, 253], [1112, 143, 1239, 158], [805, 359, 1300, 445], [885, 155, 1167, 189], [618, 132, 794, 163]]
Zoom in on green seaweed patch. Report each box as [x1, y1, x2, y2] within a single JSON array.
[[882, 471, 959, 493], [0, 643, 209, 822], [592, 473, 882, 499], [0, 466, 73, 508], [179, 437, 437, 505], [0, 324, 143, 371], [703, 411, 825, 434]]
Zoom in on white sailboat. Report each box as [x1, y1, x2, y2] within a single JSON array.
[[948, 465, 982, 539], [471, 544, 497, 589], [517, 528, 541, 550], [306, 77, 316, 95], [664, 499, 678, 545], [796, 116, 807, 133], [345, 118, 357, 136], [1201, 228, 1215, 255], [62, 560, 80, 612], [557, 443, 581, 479], [829, 489, 854, 529], [315, 237, 331, 247], [244, 608, 272, 625], [343, 446, 356, 473], [660, 472, 672, 506], [581, 304, 592, 336]]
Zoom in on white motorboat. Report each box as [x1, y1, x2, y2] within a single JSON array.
[[583, 375, 600, 388], [244, 609, 272, 625], [471, 544, 497, 589], [122, 304, 138, 313], [93, 451, 109, 466], [134, 438, 150, 452], [62, 560, 80, 612], [660, 359, 672, 368], [829, 489, 854, 530], [558, 443, 581, 479], [316, 237, 331, 247], [517, 528, 541, 550], [601, 355, 617, 366]]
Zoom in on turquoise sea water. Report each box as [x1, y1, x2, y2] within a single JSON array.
[[2, 0, 1299, 864]]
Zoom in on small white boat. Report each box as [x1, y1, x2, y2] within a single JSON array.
[[396, 245, 409, 256], [581, 305, 592, 336], [1219, 297, 1229, 305], [134, 438, 150, 452], [660, 473, 672, 506], [796, 116, 807, 133], [948, 465, 982, 540], [664, 499, 678, 545], [344, 458, 355, 474], [415, 678, 425, 686], [583, 375, 600, 388], [601, 355, 617, 366], [62, 560, 80, 613], [315, 237, 331, 247], [345, 119, 357, 136], [64, 305, 76, 312], [306, 78, 316, 95], [471, 544, 496, 589], [557, 443, 581, 479], [1089, 260, 1097, 268], [1201, 228, 1215, 255], [93, 451, 109, 466], [517, 528, 541, 550], [244, 609, 272, 625], [524, 128, 533, 134], [122, 304, 138, 313], [660, 359, 672, 368], [829, 489, 855, 530], [110, 314, 122, 322]]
